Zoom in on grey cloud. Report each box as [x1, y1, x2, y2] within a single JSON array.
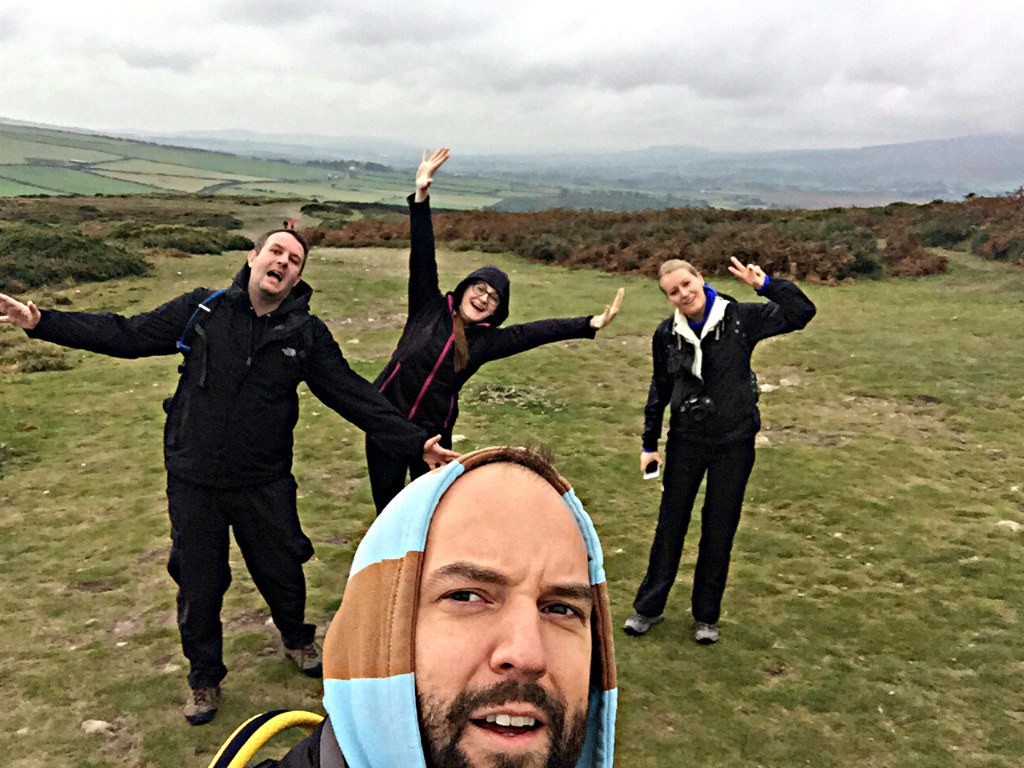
[[118, 49, 203, 73], [215, 0, 325, 26], [0, 13, 17, 41]]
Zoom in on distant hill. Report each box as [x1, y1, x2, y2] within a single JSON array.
[[138, 127, 1024, 204], [2, 117, 1021, 209]]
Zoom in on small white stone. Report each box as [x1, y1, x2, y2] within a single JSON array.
[[996, 520, 1023, 533], [451, 434, 467, 444], [81, 720, 113, 735]]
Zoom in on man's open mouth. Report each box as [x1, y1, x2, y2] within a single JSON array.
[[470, 712, 543, 737], [267, 270, 283, 283]]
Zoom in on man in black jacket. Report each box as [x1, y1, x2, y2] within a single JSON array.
[[0, 229, 457, 725]]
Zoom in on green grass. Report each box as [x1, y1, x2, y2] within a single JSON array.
[[0, 239, 1021, 767], [0, 165, 163, 195]]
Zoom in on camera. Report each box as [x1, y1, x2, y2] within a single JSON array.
[[678, 393, 715, 422]]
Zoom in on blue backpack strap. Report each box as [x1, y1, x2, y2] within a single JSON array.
[[177, 288, 227, 354]]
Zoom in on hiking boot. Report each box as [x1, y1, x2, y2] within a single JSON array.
[[183, 685, 220, 726], [694, 621, 719, 645], [623, 612, 664, 636], [284, 640, 323, 678]]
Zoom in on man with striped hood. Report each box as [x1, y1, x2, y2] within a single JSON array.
[[273, 446, 617, 768]]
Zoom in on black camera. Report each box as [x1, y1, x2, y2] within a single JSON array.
[[679, 393, 716, 422]]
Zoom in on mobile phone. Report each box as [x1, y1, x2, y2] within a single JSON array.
[[642, 460, 660, 480]]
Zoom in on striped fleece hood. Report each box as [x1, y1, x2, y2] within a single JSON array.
[[322, 447, 617, 768]]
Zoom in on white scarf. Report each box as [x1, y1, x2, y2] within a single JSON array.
[[672, 296, 730, 381]]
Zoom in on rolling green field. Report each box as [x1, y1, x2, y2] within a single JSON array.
[[0, 240, 1021, 767], [0, 122, 548, 209]]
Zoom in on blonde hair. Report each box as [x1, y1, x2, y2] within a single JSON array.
[[658, 259, 700, 278]]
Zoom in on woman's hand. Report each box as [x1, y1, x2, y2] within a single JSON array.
[[727, 257, 767, 290], [414, 148, 451, 203], [423, 434, 460, 469], [0, 293, 41, 330], [590, 288, 625, 330], [640, 450, 661, 474]]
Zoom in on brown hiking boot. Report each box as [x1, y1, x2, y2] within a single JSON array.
[[284, 641, 323, 678], [183, 685, 220, 726]]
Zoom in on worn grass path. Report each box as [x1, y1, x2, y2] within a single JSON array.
[[1, 245, 1021, 767]]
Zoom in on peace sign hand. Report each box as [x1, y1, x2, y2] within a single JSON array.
[[727, 257, 767, 290]]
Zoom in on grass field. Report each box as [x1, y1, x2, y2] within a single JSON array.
[[0, 242, 1021, 767]]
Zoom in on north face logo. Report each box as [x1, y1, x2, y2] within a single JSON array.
[[282, 347, 297, 357]]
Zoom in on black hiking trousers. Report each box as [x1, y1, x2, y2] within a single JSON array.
[[365, 433, 446, 515], [166, 475, 315, 689], [633, 435, 757, 625]]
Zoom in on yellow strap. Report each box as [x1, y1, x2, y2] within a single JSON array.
[[208, 710, 324, 768]]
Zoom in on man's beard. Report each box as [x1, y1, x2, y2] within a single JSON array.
[[418, 679, 588, 768]]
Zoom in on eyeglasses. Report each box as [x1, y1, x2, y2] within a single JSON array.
[[469, 281, 501, 308]]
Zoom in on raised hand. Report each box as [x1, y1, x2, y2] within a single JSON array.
[[590, 287, 625, 330], [422, 434, 460, 469], [0, 293, 41, 330], [414, 148, 451, 202], [727, 256, 767, 290]]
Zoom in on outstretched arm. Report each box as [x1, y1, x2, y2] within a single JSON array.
[[304, 319, 458, 467], [473, 288, 623, 366], [4, 290, 200, 358], [0, 293, 41, 330]]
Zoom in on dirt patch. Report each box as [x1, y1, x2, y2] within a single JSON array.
[[325, 311, 406, 333], [71, 580, 116, 593], [225, 609, 271, 630], [769, 393, 947, 443], [759, 424, 856, 446], [469, 382, 564, 413], [323, 533, 354, 547], [113, 619, 140, 637], [135, 546, 169, 565]]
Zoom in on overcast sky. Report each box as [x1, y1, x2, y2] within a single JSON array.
[[2, 0, 1021, 153]]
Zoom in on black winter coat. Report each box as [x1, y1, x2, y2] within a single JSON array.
[[372, 197, 597, 435], [28, 266, 428, 488], [642, 278, 816, 449]]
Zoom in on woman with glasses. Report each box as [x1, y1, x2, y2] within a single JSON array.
[[365, 148, 624, 512]]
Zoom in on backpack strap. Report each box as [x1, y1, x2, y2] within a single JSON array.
[[207, 710, 324, 768], [177, 288, 228, 354], [176, 288, 227, 388]]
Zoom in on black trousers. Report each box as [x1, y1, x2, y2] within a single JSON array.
[[633, 436, 756, 625], [365, 434, 441, 515], [166, 475, 315, 688]]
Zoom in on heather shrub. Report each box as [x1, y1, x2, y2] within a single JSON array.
[[0, 225, 150, 292]]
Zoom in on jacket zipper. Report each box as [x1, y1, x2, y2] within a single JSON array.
[[409, 332, 454, 419], [378, 361, 402, 392]]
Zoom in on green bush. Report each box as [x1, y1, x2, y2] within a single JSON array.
[[0, 225, 150, 293], [108, 224, 253, 254], [910, 218, 974, 248], [194, 214, 244, 230]]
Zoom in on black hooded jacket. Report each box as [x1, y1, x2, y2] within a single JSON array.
[[27, 265, 428, 488], [371, 196, 597, 435], [642, 277, 816, 449]]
